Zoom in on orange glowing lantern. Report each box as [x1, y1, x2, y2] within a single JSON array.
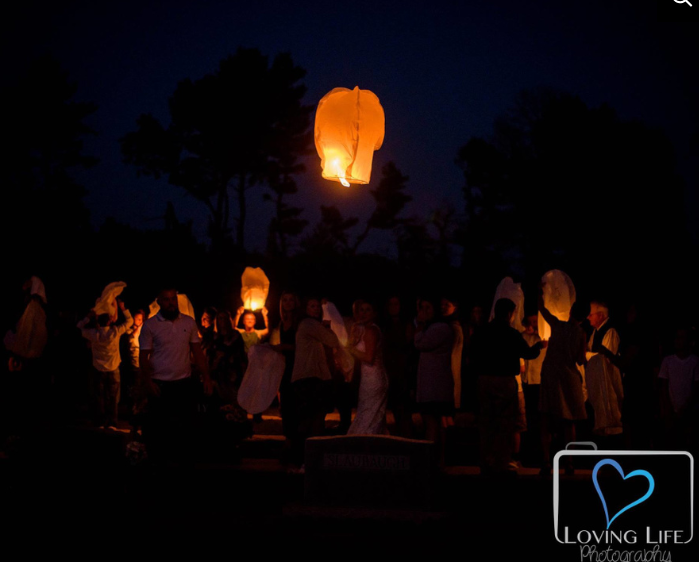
[[241, 267, 270, 311], [314, 86, 385, 187]]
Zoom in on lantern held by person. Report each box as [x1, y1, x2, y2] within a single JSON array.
[[489, 277, 525, 332], [148, 293, 196, 320], [538, 270, 576, 340], [314, 86, 385, 187], [93, 281, 127, 318], [241, 267, 270, 311]]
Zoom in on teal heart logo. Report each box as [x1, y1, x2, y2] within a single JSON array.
[[592, 459, 655, 529]]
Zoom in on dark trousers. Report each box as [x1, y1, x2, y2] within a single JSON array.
[[92, 368, 120, 427], [478, 376, 518, 472], [143, 377, 195, 466], [1, 356, 49, 438], [290, 378, 331, 465]]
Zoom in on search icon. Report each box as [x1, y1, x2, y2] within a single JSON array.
[[674, 0, 693, 6]]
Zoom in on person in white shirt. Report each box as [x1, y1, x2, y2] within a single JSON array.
[[77, 299, 133, 429], [139, 288, 211, 464], [586, 301, 624, 436]]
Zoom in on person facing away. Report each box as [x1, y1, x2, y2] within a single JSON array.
[[77, 298, 133, 429], [537, 293, 587, 474], [381, 295, 413, 438], [472, 298, 544, 475]]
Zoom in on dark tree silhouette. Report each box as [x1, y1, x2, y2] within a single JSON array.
[[264, 168, 308, 257], [456, 88, 688, 294], [395, 216, 439, 268], [301, 205, 359, 256], [350, 161, 412, 255], [121, 47, 312, 251], [1, 56, 97, 303]]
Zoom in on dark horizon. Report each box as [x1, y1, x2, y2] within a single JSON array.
[[4, 0, 698, 254]]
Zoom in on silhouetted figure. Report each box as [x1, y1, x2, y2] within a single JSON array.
[[462, 304, 486, 412], [521, 313, 545, 464], [472, 298, 543, 476], [2, 276, 49, 444], [270, 290, 301, 464], [658, 326, 699, 451], [205, 310, 251, 459], [537, 294, 587, 475], [382, 296, 413, 437], [414, 298, 454, 467]]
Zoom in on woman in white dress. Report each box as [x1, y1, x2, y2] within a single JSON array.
[[347, 302, 389, 435]]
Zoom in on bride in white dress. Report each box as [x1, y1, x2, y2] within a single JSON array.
[[347, 302, 389, 435]]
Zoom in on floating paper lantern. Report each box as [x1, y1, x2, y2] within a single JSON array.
[[489, 277, 525, 332], [241, 267, 270, 311], [538, 270, 576, 340], [314, 86, 385, 187]]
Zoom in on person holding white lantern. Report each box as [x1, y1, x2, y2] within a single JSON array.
[[234, 306, 270, 354], [537, 292, 587, 475], [472, 298, 544, 476]]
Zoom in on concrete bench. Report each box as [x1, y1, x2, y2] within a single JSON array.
[[304, 435, 434, 510]]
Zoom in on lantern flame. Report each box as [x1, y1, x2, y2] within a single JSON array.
[[244, 294, 266, 311], [331, 157, 350, 187]]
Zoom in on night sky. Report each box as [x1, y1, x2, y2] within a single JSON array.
[[5, 0, 698, 254]]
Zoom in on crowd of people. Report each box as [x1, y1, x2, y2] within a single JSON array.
[[2, 275, 698, 477]]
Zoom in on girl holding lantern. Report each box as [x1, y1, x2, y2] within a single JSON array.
[[234, 306, 270, 354]]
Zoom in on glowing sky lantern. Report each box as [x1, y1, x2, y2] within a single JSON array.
[[314, 86, 385, 187], [241, 267, 270, 311], [538, 270, 576, 340]]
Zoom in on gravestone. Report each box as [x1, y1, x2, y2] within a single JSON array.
[[304, 435, 434, 510]]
